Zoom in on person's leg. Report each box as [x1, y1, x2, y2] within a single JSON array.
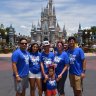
[[46, 90, 52, 96], [73, 75, 82, 96], [42, 78, 47, 96], [74, 90, 82, 96], [21, 89, 26, 96], [16, 92, 21, 96], [36, 78, 42, 96], [51, 89, 57, 96], [57, 75, 67, 96], [29, 78, 36, 96], [16, 89, 26, 96]]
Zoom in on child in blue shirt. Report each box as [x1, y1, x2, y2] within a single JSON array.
[[44, 65, 58, 96]]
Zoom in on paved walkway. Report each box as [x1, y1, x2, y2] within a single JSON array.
[[0, 52, 96, 57]]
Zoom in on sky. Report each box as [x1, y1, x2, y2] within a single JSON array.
[[0, 0, 96, 36]]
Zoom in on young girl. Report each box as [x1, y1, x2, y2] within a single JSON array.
[[44, 65, 58, 96]]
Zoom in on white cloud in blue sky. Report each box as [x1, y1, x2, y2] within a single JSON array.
[[0, 0, 96, 36]]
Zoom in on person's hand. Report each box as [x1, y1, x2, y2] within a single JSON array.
[[16, 76, 22, 82], [58, 74, 62, 80], [44, 74, 48, 80], [81, 73, 86, 79], [56, 78, 59, 82]]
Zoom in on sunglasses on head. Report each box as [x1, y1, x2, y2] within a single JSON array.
[[20, 43, 27, 45]]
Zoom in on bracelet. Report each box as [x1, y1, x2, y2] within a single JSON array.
[[82, 70, 86, 73], [16, 74, 19, 77]]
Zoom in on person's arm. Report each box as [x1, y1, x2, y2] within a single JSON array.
[[57, 64, 68, 80], [12, 62, 22, 82], [81, 59, 86, 79], [41, 62, 45, 76], [79, 48, 86, 79], [12, 62, 18, 76], [44, 78, 48, 83], [40, 62, 48, 79], [82, 59, 86, 72], [12, 51, 22, 82]]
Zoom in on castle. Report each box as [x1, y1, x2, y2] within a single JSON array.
[[30, 0, 67, 44]]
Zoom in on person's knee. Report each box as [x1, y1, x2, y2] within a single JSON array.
[[58, 88, 64, 95], [30, 85, 35, 91], [75, 90, 82, 96]]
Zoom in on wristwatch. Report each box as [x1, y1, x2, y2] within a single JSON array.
[[82, 70, 86, 73]]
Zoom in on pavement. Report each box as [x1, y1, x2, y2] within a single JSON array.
[[0, 53, 96, 96], [0, 52, 96, 57]]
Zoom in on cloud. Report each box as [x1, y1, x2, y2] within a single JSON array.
[[20, 25, 28, 29], [0, 0, 96, 36]]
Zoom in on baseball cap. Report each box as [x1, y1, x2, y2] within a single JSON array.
[[42, 41, 50, 46]]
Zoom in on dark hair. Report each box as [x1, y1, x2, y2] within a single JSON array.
[[19, 37, 27, 43], [68, 36, 76, 42], [29, 43, 39, 53], [56, 40, 64, 46], [48, 65, 55, 71]]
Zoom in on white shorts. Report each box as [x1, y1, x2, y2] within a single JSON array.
[[29, 71, 41, 78]]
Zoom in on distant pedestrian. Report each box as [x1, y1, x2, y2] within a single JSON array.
[[54, 40, 69, 96], [67, 36, 86, 96], [28, 42, 42, 96], [11, 37, 29, 96], [44, 65, 57, 96], [63, 43, 68, 51], [40, 41, 55, 96]]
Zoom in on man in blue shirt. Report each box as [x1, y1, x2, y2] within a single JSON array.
[[11, 37, 29, 96], [67, 37, 86, 96]]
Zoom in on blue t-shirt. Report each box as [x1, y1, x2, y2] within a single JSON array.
[[41, 52, 54, 74], [54, 51, 69, 76], [11, 48, 30, 78], [29, 52, 41, 74], [67, 47, 85, 76], [46, 76, 57, 90]]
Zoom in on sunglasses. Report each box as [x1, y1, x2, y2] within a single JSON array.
[[20, 43, 27, 45]]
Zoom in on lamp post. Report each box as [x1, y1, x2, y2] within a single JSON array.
[[88, 32, 92, 46], [5, 31, 7, 43], [85, 31, 88, 45], [0, 33, 2, 48]]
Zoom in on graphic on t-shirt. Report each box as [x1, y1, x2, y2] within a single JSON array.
[[54, 56, 61, 63], [23, 55, 29, 65], [43, 57, 52, 67], [69, 54, 76, 64], [54, 56, 61, 67], [30, 56, 40, 65], [49, 79, 56, 86]]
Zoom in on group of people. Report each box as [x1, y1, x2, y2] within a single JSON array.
[[11, 36, 86, 96]]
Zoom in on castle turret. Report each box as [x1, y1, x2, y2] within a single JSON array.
[[49, 0, 53, 16], [37, 21, 42, 42], [8, 24, 15, 46], [63, 25, 67, 40], [30, 0, 67, 43], [78, 23, 83, 45]]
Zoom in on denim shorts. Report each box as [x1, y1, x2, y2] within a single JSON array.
[[14, 76, 29, 93]]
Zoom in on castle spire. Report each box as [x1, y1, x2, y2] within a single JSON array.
[[49, 0, 53, 15], [78, 23, 81, 30], [53, 6, 55, 16]]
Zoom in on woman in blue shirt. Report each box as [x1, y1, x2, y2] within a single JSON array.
[[29, 42, 42, 96], [54, 41, 69, 96]]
